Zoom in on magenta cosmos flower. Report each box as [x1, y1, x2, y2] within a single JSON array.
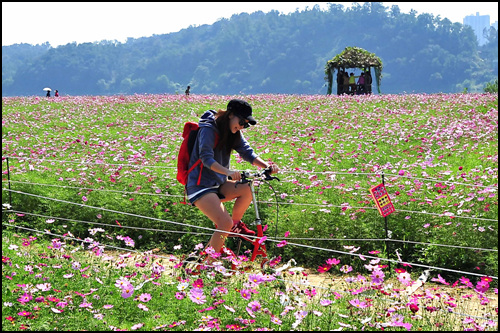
[[240, 289, 252, 300], [138, 293, 152, 302], [189, 288, 206, 305]]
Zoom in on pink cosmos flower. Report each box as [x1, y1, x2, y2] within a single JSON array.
[[79, 302, 92, 308], [475, 280, 490, 293], [223, 304, 236, 313], [317, 264, 331, 273], [248, 273, 264, 285], [276, 240, 287, 247], [320, 299, 333, 306], [56, 301, 68, 308], [481, 276, 493, 283], [371, 270, 385, 284], [138, 293, 152, 302], [137, 304, 149, 311], [305, 288, 316, 298], [340, 265, 353, 274], [271, 315, 282, 325], [17, 293, 32, 304], [192, 278, 204, 289], [248, 300, 261, 312], [349, 298, 367, 308], [326, 258, 341, 265], [36, 283, 52, 291], [240, 289, 252, 300], [121, 286, 134, 299], [131, 323, 144, 330], [398, 272, 412, 286], [431, 274, 449, 285], [189, 288, 206, 305], [18, 311, 31, 317]]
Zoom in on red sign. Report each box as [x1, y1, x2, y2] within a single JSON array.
[[370, 183, 395, 217]]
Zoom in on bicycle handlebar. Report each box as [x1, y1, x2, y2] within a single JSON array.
[[230, 166, 280, 183]]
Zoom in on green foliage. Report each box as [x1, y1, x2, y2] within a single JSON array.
[[2, 4, 498, 96], [3, 228, 496, 331], [2, 94, 498, 282], [484, 79, 498, 93]]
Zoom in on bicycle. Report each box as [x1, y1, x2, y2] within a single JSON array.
[[182, 167, 280, 276]]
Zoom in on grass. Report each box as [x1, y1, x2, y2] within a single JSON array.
[[2, 227, 498, 331], [2, 93, 498, 330]]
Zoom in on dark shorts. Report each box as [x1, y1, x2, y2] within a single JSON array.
[[186, 185, 225, 205]]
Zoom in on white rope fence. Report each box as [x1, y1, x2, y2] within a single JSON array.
[[3, 155, 498, 190], [5, 208, 497, 253], [2, 180, 497, 222], [3, 188, 497, 280], [3, 222, 497, 323]]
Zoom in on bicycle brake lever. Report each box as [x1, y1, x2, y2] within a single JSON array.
[[263, 173, 279, 181]]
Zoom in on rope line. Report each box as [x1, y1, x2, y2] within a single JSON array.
[[3, 188, 497, 252], [2, 180, 184, 198], [3, 184, 497, 222], [383, 172, 498, 190], [277, 237, 498, 252], [3, 155, 498, 189], [392, 208, 497, 222], [1, 223, 354, 297], [3, 156, 176, 169], [2, 189, 247, 239], [3, 223, 497, 323], [7, 209, 497, 252], [6, 209, 213, 237], [2, 189, 496, 279], [260, 200, 498, 222]]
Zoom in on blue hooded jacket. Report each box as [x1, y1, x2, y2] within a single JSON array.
[[186, 110, 258, 190]]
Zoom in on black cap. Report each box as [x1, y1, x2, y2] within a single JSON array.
[[227, 99, 256, 125]]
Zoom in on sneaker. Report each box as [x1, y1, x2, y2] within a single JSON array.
[[229, 221, 255, 237]]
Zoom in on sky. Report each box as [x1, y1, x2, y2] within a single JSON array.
[[2, 2, 498, 47]]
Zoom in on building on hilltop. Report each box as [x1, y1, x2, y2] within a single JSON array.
[[463, 12, 490, 46]]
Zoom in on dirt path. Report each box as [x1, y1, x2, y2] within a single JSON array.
[[93, 247, 498, 325]]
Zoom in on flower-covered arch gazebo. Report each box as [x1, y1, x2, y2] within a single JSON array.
[[325, 47, 383, 95]]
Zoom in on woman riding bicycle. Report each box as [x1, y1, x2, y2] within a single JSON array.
[[185, 99, 279, 262]]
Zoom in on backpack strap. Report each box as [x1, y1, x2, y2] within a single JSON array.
[[182, 132, 220, 204]]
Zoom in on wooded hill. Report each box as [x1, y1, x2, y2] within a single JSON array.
[[2, 3, 498, 96]]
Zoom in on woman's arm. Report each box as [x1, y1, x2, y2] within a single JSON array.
[[252, 156, 279, 174]]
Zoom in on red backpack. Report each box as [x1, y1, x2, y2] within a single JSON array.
[[176, 122, 219, 186]]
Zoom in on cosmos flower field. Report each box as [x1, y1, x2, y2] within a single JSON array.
[[1, 93, 498, 330]]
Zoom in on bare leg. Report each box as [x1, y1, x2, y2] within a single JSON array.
[[219, 181, 253, 222], [194, 193, 233, 254]]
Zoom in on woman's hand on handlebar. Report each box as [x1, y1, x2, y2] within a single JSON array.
[[227, 169, 242, 181], [266, 164, 279, 174]]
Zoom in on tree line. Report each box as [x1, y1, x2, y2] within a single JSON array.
[[2, 3, 498, 96]]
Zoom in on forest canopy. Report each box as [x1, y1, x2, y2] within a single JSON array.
[[2, 2, 498, 96]]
